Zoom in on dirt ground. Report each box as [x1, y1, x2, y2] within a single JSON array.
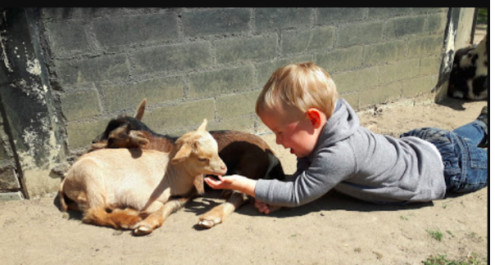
[[0, 93, 488, 265]]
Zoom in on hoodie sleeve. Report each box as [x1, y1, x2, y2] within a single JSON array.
[[254, 142, 357, 207]]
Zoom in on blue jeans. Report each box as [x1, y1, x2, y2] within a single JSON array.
[[400, 120, 487, 194]]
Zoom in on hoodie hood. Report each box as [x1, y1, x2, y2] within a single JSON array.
[[316, 98, 360, 148]]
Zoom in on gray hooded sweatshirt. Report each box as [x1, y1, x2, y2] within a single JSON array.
[[255, 99, 446, 206]]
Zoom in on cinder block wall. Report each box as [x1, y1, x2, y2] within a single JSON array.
[[0, 8, 450, 199], [41, 7, 447, 153]]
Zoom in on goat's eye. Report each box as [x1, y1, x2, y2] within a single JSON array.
[[198, 157, 209, 163]]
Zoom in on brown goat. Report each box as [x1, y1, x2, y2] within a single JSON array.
[[91, 99, 285, 228], [59, 119, 227, 235]]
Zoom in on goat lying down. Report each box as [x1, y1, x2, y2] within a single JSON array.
[[91, 99, 285, 229], [59, 119, 227, 235]]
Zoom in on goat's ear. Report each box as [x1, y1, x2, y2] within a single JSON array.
[[135, 98, 146, 120], [172, 143, 192, 164], [197, 119, 208, 132], [129, 131, 150, 146], [108, 126, 129, 139], [90, 140, 108, 150]]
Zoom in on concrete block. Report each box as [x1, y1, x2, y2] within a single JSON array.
[[255, 8, 312, 32], [93, 12, 178, 49], [419, 56, 442, 76], [407, 36, 444, 57], [143, 99, 216, 135], [188, 65, 254, 98], [56, 55, 129, 86], [401, 75, 436, 98], [377, 59, 420, 84], [336, 22, 383, 48], [255, 59, 298, 87], [254, 55, 314, 88], [281, 30, 311, 54], [288, 54, 315, 65], [316, 8, 366, 25], [41, 7, 129, 20], [308, 26, 336, 51], [332, 67, 379, 93], [409, 8, 438, 15], [367, 8, 413, 19], [100, 77, 184, 113], [316, 46, 363, 74], [384, 16, 426, 38], [358, 81, 402, 108], [61, 89, 101, 120], [210, 115, 255, 132], [66, 119, 111, 150], [45, 20, 91, 57], [214, 34, 277, 64], [425, 13, 447, 34], [132, 42, 211, 75], [0, 191, 24, 201], [182, 8, 250, 37], [362, 40, 407, 66], [216, 91, 259, 119]]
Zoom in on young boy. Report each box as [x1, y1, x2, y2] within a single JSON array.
[[205, 62, 488, 214]]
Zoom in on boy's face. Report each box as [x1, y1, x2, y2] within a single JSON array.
[[259, 105, 322, 158]]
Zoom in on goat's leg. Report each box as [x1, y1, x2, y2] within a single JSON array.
[[198, 191, 249, 228], [132, 197, 190, 236], [83, 207, 142, 229], [78, 177, 142, 229]]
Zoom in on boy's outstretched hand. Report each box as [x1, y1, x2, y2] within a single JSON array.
[[204, 174, 257, 197], [204, 175, 280, 215], [204, 175, 235, 190]]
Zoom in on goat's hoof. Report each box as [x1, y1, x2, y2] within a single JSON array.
[[197, 217, 221, 229], [132, 224, 153, 236], [61, 212, 70, 219]]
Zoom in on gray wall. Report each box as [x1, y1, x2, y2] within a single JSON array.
[[49, 8, 448, 144], [0, 7, 469, 199]]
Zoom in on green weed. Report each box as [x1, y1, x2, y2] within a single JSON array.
[[427, 229, 443, 241], [422, 254, 487, 265]]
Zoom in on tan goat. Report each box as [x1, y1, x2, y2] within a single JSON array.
[[91, 99, 286, 229], [59, 119, 227, 235]]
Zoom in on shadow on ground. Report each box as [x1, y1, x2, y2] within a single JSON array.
[[434, 96, 487, 111]]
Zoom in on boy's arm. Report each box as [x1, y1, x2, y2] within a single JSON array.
[[206, 147, 355, 208], [204, 175, 256, 197], [255, 149, 355, 207]]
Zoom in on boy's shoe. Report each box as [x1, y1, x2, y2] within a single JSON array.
[[477, 105, 488, 148]]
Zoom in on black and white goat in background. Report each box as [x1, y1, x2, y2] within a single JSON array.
[[433, 35, 488, 102]]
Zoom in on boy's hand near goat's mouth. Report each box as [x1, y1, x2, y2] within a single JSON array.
[[205, 175, 274, 214], [205, 175, 256, 197]]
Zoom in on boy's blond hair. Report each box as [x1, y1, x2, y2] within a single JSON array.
[[256, 62, 338, 118]]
